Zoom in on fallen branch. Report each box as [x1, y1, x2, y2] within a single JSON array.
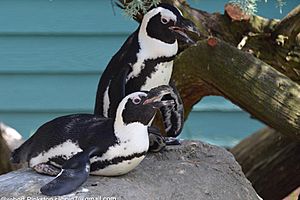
[[231, 127, 300, 200], [173, 38, 300, 140]]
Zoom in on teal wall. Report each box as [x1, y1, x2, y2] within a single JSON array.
[[0, 0, 298, 147]]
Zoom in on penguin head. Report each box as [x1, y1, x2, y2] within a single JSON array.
[[116, 85, 174, 126], [139, 3, 199, 48]]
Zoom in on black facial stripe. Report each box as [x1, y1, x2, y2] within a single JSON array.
[[146, 13, 176, 44], [90, 151, 147, 171], [126, 56, 175, 94]]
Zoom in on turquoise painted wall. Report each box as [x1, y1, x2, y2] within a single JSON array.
[[0, 0, 298, 147]]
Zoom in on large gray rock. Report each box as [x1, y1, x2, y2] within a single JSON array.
[[0, 123, 24, 175], [0, 122, 23, 151], [0, 140, 259, 200]]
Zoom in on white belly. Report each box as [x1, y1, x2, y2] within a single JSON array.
[[141, 61, 173, 91], [90, 122, 149, 176]]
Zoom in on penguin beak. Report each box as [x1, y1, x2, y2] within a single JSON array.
[[169, 18, 200, 44], [143, 86, 175, 108]]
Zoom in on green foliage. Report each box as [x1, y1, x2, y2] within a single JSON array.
[[229, 0, 258, 15], [118, 0, 287, 17], [275, 0, 286, 14], [229, 0, 287, 15], [121, 0, 161, 17]]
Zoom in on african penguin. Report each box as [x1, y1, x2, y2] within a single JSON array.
[[11, 85, 175, 196], [94, 3, 199, 151]]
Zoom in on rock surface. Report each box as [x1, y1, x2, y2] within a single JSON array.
[[0, 123, 24, 175], [0, 123, 23, 151], [0, 140, 259, 200]]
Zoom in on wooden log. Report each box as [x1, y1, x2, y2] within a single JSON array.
[[173, 38, 300, 140], [175, 1, 300, 83], [231, 128, 300, 200]]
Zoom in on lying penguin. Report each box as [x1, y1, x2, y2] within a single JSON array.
[[11, 85, 174, 196]]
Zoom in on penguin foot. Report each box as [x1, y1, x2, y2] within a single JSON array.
[[33, 163, 61, 176], [148, 134, 166, 152], [165, 137, 181, 146], [148, 126, 166, 152]]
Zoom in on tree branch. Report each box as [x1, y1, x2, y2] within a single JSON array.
[[273, 4, 300, 45], [231, 127, 300, 200], [173, 38, 300, 140], [176, 2, 300, 83]]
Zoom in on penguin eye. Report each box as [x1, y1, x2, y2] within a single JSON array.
[[161, 18, 169, 24], [133, 97, 141, 105]]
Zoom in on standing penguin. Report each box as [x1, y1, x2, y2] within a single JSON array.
[[11, 85, 174, 196], [94, 3, 199, 151]]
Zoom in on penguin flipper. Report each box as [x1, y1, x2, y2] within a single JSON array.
[[94, 31, 138, 116], [40, 147, 98, 196], [108, 65, 130, 118], [160, 83, 184, 137]]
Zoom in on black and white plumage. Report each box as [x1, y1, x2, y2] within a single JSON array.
[[94, 4, 199, 148], [11, 85, 174, 196]]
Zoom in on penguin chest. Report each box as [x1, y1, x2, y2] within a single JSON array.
[[90, 123, 149, 176], [140, 61, 173, 91]]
